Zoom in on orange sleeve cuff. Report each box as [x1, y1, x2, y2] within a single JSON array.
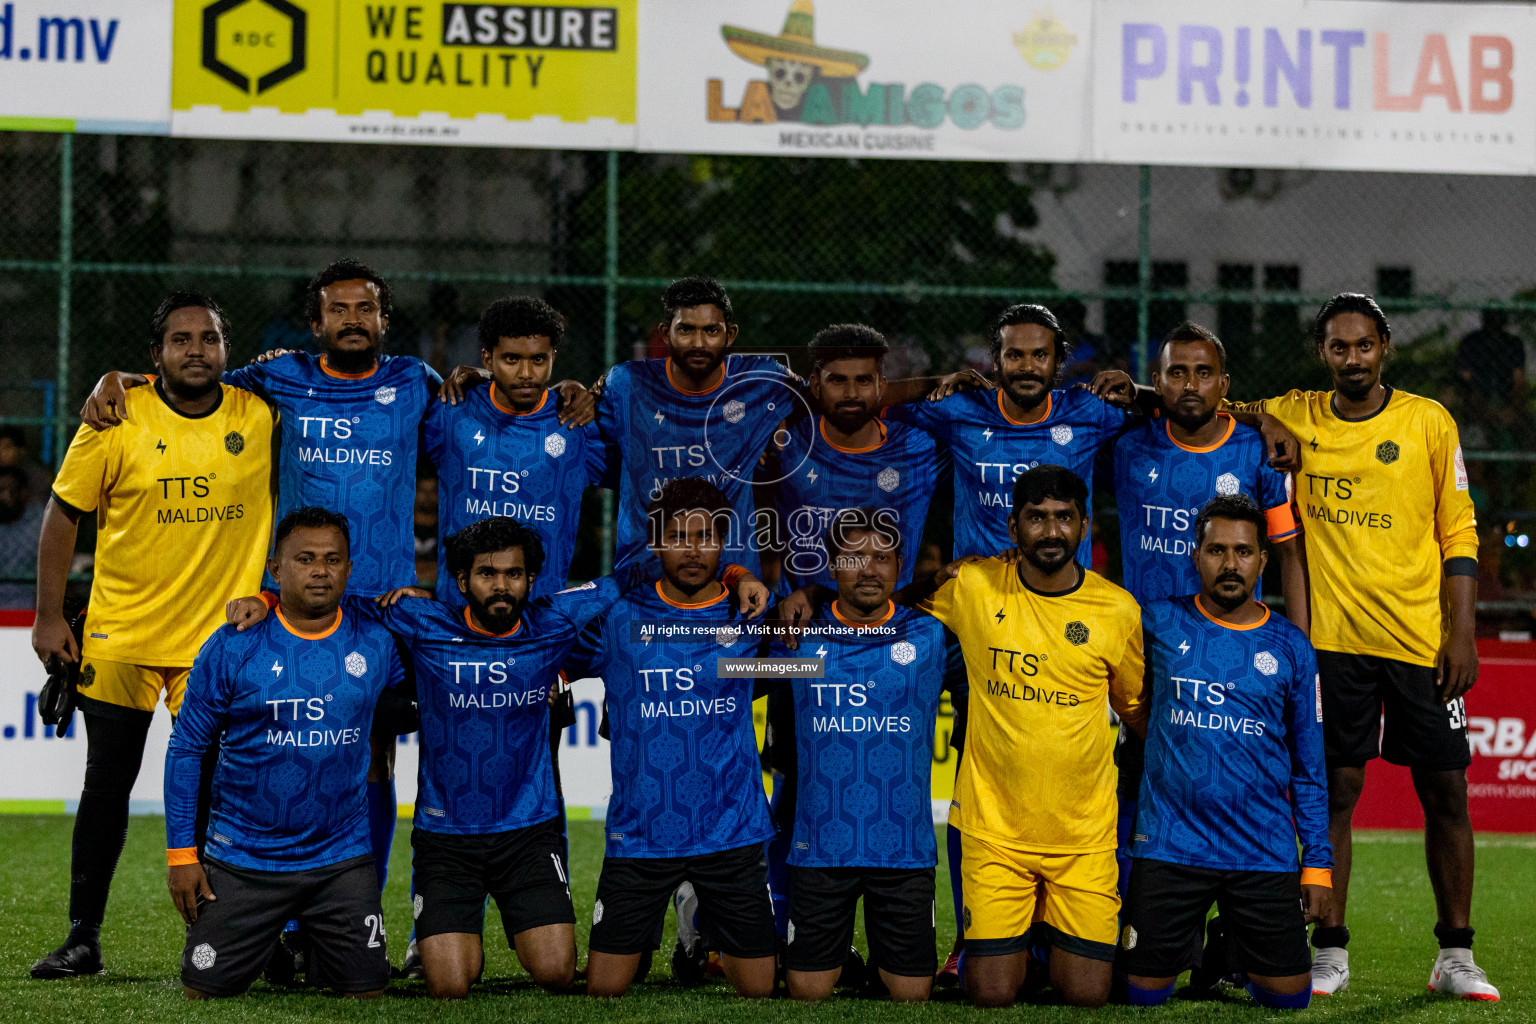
[[260, 591, 279, 610], [167, 848, 199, 867], [1300, 867, 1332, 888], [721, 564, 749, 588], [1265, 503, 1299, 542]]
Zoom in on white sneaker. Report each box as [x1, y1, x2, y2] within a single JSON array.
[[1311, 947, 1349, 995], [673, 882, 699, 953], [1429, 948, 1500, 1001]]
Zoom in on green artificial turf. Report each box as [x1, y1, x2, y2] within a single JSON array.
[[0, 817, 1527, 1022]]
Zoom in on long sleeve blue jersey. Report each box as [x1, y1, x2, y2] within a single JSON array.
[[1133, 596, 1331, 873]]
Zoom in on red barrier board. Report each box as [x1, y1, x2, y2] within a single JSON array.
[[1354, 640, 1536, 832]]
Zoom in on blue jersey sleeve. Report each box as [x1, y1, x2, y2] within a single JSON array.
[[579, 420, 615, 488], [541, 576, 623, 632], [1285, 637, 1331, 870], [164, 630, 236, 852], [595, 363, 630, 448], [883, 399, 946, 438], [1257, 460, 1298, 542], [422, 395, 450, 471], [562, 611, 611, 681], [222, 359, 273, 399]]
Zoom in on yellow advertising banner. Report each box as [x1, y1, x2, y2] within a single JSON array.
[[171, 0, 636, 147]]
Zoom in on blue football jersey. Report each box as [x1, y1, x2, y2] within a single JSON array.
[[563, 582, 774, 858], [887, 387, 1128, 564], [225, 353, 441, 596], [378, 578, 620, 835], [770, 416, 942, 592], [768, 603, 947, 869], [1113, 416, 1297, 604], [1132, 596, 1329, 873], [424, 383, 611, 603], [165, 596, 405, 871], [597, 355, 799, 582]]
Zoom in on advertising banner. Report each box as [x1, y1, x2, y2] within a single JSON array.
[[0, 0, 172, 134], [170, 0, 637, 148], [636, 0, 1094, 161], [1092, 0, 1536, 175]]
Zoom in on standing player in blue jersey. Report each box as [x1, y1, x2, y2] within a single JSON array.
[[564, 478, 780, 999], [767, 508, 948, 1003], [425, 298, 612, 604], [1111, 323, 1306, 921], [164, 508, 405, 999], [1121, 495, 1331, 1010]]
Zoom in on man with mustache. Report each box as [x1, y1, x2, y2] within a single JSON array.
[[1231, 294, 1494, 1001], [909, 465, 1147, 1008], [1110, 322, 1305, 940], [1121, 494, 1329, 1010], [164, 507, 403, 999], [30, 293, 275, 980]]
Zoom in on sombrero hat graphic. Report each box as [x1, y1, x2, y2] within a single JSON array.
[[721, 0, 869, 78]]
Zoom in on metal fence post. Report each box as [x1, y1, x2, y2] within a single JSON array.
[[53, 133, 74, 468], [599, 149, 619, 575], [1134, 163, 1151, 380]]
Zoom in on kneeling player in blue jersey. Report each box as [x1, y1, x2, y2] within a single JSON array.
[[767, 508, 948, 1002], [565, 479, 779, 999], [1120, 495, 1331, 1009], [164, 508, 405, 999]]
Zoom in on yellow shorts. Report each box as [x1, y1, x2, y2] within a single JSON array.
[[959, 832, 1119, 962], [77, 659, 190, 715]]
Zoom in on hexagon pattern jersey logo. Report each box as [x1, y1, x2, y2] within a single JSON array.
[[80, 664, 96, 690], [1215, 472, 1239, 496], [1254, 651, 1279, 676], [1050, 425, 1073, 446], [877, 467, 900, 492], [1064, 620, 1089, 646], [344, 652, 367, 677], [191, 943, 217, 970], [716, 626, 740, 647], [202, 0, 306, 95], [1376, 439, 1400, 465], [374, 385, 397, 406], [890, 641, 916, 665], [224, 431, 245, 456], [544, 433, 567, 458], [723, 399, 746, 424]]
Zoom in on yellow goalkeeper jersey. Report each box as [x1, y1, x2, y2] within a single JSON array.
[[1236, 387, 1477, 667], [920, 558, 1146, 854], [51, 382, 276, 667]]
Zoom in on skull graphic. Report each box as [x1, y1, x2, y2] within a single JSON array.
[[765, 57, 815, 109]]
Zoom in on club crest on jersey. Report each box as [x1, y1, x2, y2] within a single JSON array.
[[716, 625, 741, 647], [544, 433, 567, 458], [374, 385, 397, 406], [1050, 425, 1073, 446], [890, 640, 916, 665], [1215, 472, 1239, 496], [191, 943, 217, 970], [344, 652, 368, 677], [1064, 620, 1089, 646], [723, 399, 746, 424], [1254, 651, 1279, 676], [1376, 439, 1400, 464], [224, 431, 245, 456], [877, 467, 900, 492]]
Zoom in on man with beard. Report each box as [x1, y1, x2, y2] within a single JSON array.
[[596, 277, 978, 586], [29, 293, 275, 979], [766, 507, 948, 1003], [907, 465, 1147, 1008], [1232, 294, 1494, 1001], [1122, 495, 1329, 1010], [0, 465, 44, 608], [1110, 322, 1304, 931], [164, 508, 403, 999]]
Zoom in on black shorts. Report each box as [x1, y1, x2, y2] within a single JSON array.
[[1119, 859, 1310, 979], [1318, 651, 1472, 771], [181, 854, 389, 997], [589, 843, 777, 959], [411, 817, 575, 942], [785, 865, 936, 977]]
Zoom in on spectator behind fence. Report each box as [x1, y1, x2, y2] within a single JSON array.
[[1456, 309, 1526, 406], [0, 426, 51, 506], [0, 466, 43, 608]]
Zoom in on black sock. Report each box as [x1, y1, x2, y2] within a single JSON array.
[[1434, 924, 1475, 950], [67, 706, 152, 929], [1311, 925, 1350, 950], [65, 921, 100, 946]]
